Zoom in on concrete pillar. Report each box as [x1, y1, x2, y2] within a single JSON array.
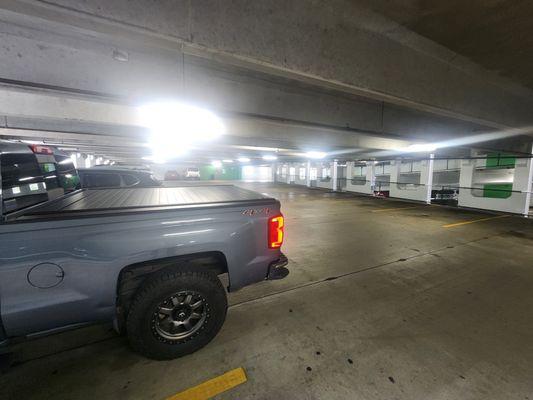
[[367, 162, 376, 193], [524, 147, 533, 217], [425, 154, 435, 204], [286, 163, 292, 184], [271, 163, 277, 183], [306, 160, 311, 187], [332, 160, 339, 191], [458, 149, 533, 215]]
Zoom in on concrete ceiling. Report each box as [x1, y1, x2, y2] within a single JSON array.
[[356, 0, 533, 91], [0, 0, 532, 164]]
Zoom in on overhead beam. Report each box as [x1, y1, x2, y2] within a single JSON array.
[[0, 86, 412, 152]]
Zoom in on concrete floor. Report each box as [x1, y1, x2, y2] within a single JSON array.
[[2, 183, 533, 400]]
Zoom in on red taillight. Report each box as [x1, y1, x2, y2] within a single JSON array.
[[268, 214, 284, 249], [29, 144, 53, 155]]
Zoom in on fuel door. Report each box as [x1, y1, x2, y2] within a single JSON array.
[[27, 263, 65, 288]]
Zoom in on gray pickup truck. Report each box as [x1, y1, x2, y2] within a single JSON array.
[[0, 140, 288, 359]]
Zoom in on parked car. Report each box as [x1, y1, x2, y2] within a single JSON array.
[[185, 167, 200, 180], [78, 166, 161, 188], [164, 170, 180, 181], [431, 188, 459, 205], [0, 140, 288, 360]]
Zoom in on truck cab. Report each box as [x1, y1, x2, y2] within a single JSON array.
[[0, 141, 79, 216]]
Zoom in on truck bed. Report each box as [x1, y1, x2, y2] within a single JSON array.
[[10, 185, 274, 221]]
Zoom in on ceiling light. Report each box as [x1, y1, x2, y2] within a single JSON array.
[[222, 159, 233, 163], [138, 102, 225, 141], [138, 101, 225, 160], [262, 155, 278, 161], [306, 151, 327, 159]]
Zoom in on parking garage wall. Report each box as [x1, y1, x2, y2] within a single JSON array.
[[278, 152, 533, 216]]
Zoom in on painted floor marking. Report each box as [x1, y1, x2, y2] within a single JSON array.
[[372, 206, 422, 213], [165, 367, 247, 400], [442, 214, 510, 228]]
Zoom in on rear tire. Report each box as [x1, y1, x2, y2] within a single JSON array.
[[126, 269, 227, 360]]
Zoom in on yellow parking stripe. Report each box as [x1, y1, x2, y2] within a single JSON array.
[[166, 367, 247, 400], [442, 214, 510, 228], [372, 206, 422, 213]]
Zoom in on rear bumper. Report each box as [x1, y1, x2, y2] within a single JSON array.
[[266, 253, 289, 280]]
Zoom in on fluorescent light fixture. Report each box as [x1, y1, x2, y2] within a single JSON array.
[[19, 176, 34, 182], [211, 160, 222, 168], [238, 157, 251, 162], [306, 151, 327, 159], [138, 101, 225, 161], [262, 155, 278, 161], [138, 102, 225, 141], [222, 159, 233, 163], [397, 143, 438, 153]]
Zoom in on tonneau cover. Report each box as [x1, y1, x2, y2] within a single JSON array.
[[12, 185, 273, 220]]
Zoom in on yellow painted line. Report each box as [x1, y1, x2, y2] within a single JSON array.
[[166, 367, 247, 400], [372, 206, 422, 213], [442, 214, 510, 228]]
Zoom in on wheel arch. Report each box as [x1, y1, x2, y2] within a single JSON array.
[[115, 251, 228, 328]]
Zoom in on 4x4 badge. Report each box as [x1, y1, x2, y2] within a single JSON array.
[[242, 207, 271, 216]]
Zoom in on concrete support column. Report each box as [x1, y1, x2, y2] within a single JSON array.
[[287, 163, 292, 184], [367, 162, 376, 193], [272, 163, 277, 183], [425, 154, 435, 204], [332, 160, 339, 192], [306, 160, 311, 187], [524, 147, 533, 217]]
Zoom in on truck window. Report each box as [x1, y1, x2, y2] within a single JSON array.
[[85, 172, 121, 188], [1, 153, 48, 212], [39, 162, 61, 191], [55, 155, 80, 191], [121, 174, 140, 187]]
